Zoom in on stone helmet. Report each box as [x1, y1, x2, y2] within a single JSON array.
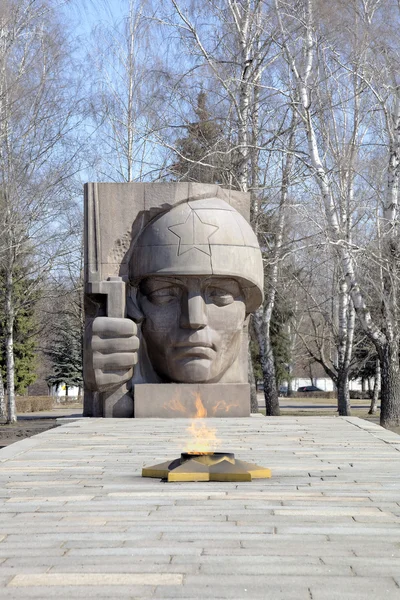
[[129, 197, 264, 313]]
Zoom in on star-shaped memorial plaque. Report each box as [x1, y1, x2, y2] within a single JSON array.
[[168, 210, 219, 256]]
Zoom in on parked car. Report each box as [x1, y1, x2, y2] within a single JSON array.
[[297, 385, 323, 393], [278, 386, 288, 396]]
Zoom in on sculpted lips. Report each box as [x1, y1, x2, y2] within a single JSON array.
[[173, 341, 216, 360]]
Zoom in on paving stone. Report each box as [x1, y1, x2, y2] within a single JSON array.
[[5, 533, 162, 543], [123, 539, 241, 549], [0, 585, 156, 598], [0, 416, 400, 599], [0, 541, 64, 550], [350, 563, 400, 577], [153, 583, 312, 599], [66, 546, 202, 557], [200, 545, 357, 557], [46, 563, 199, 575], [61, 540, 127, 549], [273, 507, 383, 516], [310, 579, 400, 600], [275, 525, 400, 536], [3, 555, 172, 569], [8, 573, 183, 586], [198, 563, 352, 576], [0, 548, 67, 559]]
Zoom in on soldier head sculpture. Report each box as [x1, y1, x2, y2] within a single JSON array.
[[84, 184, 264, 418], [126, 197, 263, 385]]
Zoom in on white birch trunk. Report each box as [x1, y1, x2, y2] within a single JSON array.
[[336, 279, 352, 415], [228, 0, 253, 192], [125, 0, 142, 182], [286, 301, 300, 397], [0, 371, 5, 420], [5, 266, 16, 423]]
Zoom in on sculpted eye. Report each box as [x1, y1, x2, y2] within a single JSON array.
[[148, 287, 181, 305], [207, 287, 235, 306]]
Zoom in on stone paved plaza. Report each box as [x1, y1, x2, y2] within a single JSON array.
[[0, 416, 400, 599]]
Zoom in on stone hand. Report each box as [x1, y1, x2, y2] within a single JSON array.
[[85, 317, 139, 392]]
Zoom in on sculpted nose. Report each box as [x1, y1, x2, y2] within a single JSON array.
[[180, 293, 207, 329]]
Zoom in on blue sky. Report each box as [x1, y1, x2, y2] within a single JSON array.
[[62, 0, 126, 40]]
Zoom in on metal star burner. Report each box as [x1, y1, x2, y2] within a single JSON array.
[[142, 452, 271, 482]]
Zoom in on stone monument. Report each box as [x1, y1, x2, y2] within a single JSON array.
[[83, 183, 263, 418]]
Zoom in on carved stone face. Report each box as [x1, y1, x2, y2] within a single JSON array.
[[137, 275, 246, 383]]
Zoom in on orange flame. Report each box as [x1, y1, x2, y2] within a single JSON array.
[[211, 400, 239, 415], [185, 393, 220, 455], [194, 394, 207, 418], [164, 395, 186, 414]]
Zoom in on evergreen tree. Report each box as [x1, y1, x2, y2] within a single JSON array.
[[46, 316, 83, 396], [171, 92, 232, 186], [11, 308, 38, 395], [0, 268, 39, 395]]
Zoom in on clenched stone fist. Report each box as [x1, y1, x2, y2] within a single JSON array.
[[84, 317, 139, 392]]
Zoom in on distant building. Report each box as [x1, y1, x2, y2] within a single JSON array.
[[50, 383, 81, 398]]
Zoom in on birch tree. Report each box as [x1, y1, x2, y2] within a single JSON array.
[[163, 0, 271, 191], [0, 371, 5, 420], [294, 259, 356, 415], [0, 0, 83, 422], [87, 0, 166, 182], [161, 1, 300, 414], [275, 0, 400, 428], [252, 108, 298, 415]]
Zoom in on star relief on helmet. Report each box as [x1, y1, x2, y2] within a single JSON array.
[[168, 209, 219, 256]]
